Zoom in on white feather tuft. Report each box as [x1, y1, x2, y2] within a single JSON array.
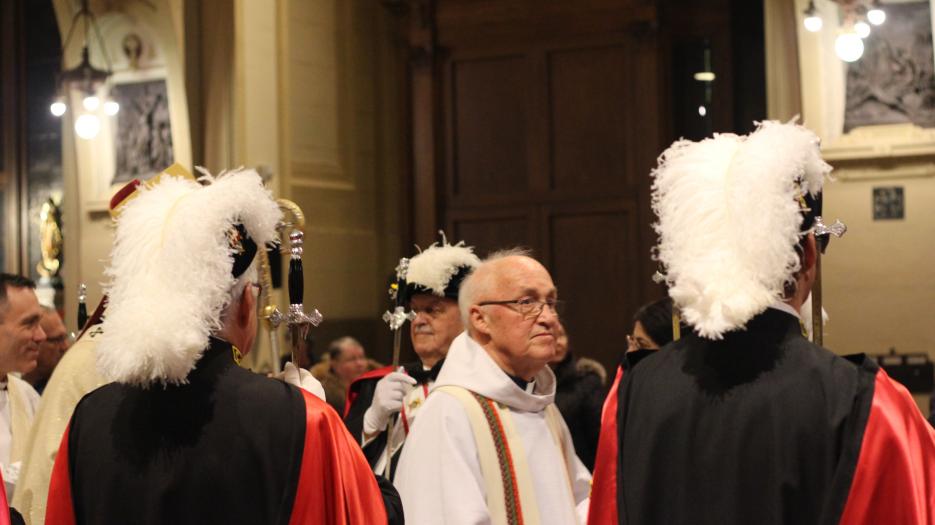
[[405, 239, 480, 296], [652, 120, 831, 339], [97, 169, 282, 386]]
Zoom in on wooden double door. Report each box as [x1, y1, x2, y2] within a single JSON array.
[[404, 0, 665, 372]]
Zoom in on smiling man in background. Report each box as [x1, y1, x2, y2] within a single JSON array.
[[22, 306, 69, 395], [0, 274, 44, 498]]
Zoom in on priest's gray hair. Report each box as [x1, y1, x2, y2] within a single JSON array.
[[458, 247, 532, 326]]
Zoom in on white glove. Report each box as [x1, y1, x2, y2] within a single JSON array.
[[363, 369, 416, 435], [283, 362, 327, 402]]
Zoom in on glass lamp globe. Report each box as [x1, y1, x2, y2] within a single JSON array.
[[50, 100, 67, 117], [835, 32, 865, 62], [74, 114, 101, 140], [82, 96, 100, 111], [804, 15, 823, 32]]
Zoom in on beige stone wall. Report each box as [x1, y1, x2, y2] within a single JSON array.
[[768, 0, 935, 414], [54, 0, 192, 333], [55, 0, 404, 371], [275, 0, 404, 363], [823, 169, 935, 412]]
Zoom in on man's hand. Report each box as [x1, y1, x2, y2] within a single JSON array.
[[282, 362, 327, 402], [363, 370, 417, 436]]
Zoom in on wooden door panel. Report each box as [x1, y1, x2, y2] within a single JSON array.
[[450, 55, 529, 198], [548, 208, 638, 369], [549, 44, 632, 193], [449, 211, 534, 257]]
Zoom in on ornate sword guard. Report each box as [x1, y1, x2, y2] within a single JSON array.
[[383, 306, 416, 332], [813, 216, 847, 238]]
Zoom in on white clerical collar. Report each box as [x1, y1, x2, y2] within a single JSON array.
[[768, 300, 800, 320]]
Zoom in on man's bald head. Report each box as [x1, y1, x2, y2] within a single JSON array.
[[458, 249, 560, 380], [458, 248, 533, 326]]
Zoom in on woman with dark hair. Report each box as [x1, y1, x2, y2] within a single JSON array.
[[589, 296, 682, 525], [627, 297, 679, 352], [548, 322, 606, 470]]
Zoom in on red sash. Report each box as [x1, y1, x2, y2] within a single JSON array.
[[344, 365, 394, 418], [587, 365, 622, 525], [289, 388, 387, 524], [45, 425, 76, 525], [0, 469, 11, 525], [839, 370, 935, 525]]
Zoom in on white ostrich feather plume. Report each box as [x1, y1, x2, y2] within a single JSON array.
[[652, 120, 831, 339], [97, 169, 282, 386], [406, 237, 481, 296]]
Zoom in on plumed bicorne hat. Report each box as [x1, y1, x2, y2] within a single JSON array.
[[97, 167, 281, 387], [398, 232, 481, 304], [652, 120, 831, 340]]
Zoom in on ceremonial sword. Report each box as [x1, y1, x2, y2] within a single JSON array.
[[258, 199, 323, 374], [77, 283, 88, 331], [810, 216, 847, 346], [381, 258, 416, 480]]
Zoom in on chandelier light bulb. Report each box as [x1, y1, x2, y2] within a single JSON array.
[[835, 32, 865, 62], [49, 100, 67, 117], [804, 14, 823, 32], [74, 113, 101, 140], [82, 95, 100, 111], [803, 1, 822, 32], [698, 105, 707, 117], [854, 21, 871, 38], [867, 8, 886, 26], [104, 100, 120, 116]]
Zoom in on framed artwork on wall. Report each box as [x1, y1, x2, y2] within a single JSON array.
[[110, 78, 174, 185], [797, 0, 935, 165]]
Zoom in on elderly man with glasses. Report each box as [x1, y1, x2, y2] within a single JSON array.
[[394, 249, 591, 525], [345, 234, 480, 480]]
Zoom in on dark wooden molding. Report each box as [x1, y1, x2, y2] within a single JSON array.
[[380, 0, 409, 17]]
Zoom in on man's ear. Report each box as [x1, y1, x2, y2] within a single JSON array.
[[802, 233, 818, 274], [469, 306, 490, 337], [237, 284, 255, 326]]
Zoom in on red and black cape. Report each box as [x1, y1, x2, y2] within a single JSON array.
[[595, 309, 935, 525], [45, 338, 387, 525]]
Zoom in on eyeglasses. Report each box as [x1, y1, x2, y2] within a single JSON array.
[[477, 297, 564, 319], [626, 334, 659, 352]]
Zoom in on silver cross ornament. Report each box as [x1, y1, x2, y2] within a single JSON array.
[[383, 306, 416, 332], [395, 257, 410, 281], [813, 216, 847, 239]]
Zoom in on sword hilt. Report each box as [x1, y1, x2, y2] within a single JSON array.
[[77, 283, 88, 331]]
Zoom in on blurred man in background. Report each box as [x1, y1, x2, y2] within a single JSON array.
[[22, 307, 69, 395]]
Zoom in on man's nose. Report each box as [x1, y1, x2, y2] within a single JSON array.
[[34, 325, 47, 343], [538, 304, 559, 325]]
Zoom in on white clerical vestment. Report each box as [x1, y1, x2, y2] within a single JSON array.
[[395, 332, 591, 524], [13, 325, 107, 524], [0, 373, 40, 498]]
